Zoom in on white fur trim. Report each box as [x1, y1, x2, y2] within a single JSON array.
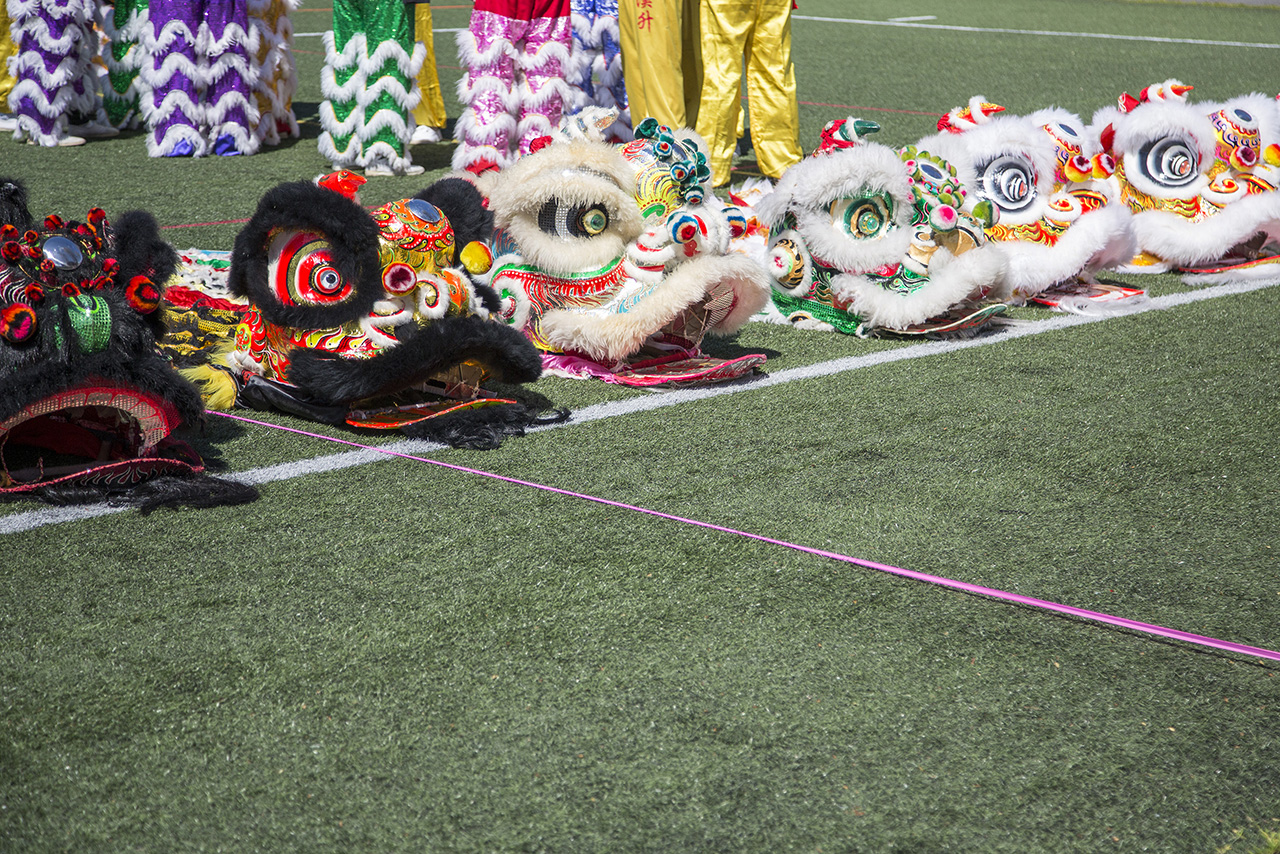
[[838, 244, 1006, 331], [539, 253, 770, 361]]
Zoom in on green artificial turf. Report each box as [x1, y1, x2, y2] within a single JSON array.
[[4, 1, 1280, 851]]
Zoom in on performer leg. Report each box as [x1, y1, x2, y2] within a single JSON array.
[[6, 0, 97, 146], [102, 0, 147, 129], [411, 3, 447, 142], [248, 0, 301, 146], [617, 0, 687, 129], [743, 0, 800, 179], [515, 0, 572, 156], [695, 0, 752, 185], [452, 1, 521, 171], [140, 0, 206, 156], [320, 0, 424, 173], [203, 0, 260, 156]]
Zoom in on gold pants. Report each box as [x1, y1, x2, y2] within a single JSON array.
[[413, 4, 447, 129], [618, 0, 700, 129], [0, 2, 15, 108], [696, 0, 802, 184]]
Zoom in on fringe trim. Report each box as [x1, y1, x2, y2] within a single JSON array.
[[147, 123, 209, 158]]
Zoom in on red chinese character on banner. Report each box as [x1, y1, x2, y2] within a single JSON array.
[[637, 10, 653, 28]]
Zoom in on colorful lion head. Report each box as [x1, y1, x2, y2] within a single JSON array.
[[753, 118, 1008, 336], [0, 178, 257, 509], [201, 173, 557, 447], [481, 112, 770, 386], [1094, 80, 1280, 281], [920, 97, 1137, 303]]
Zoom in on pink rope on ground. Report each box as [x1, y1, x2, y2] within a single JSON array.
[[209, 410, 1280, 663]]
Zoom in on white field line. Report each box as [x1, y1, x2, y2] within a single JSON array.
[[791, 14, 1280, 49], [300, 18, 1277, 49], [3, 278, 1276, 535]]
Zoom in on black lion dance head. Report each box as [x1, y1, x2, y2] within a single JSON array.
[[0, 178, 258, 511], [190, 171, 562, 449]]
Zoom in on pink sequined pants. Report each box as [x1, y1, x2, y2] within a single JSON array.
[[454, 0, 572, 170]]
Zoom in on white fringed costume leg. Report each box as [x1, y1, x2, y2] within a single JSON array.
[[248, 0, 300, 147], [136, 0, 261, 158], [566, 0, 628, 140], [452, 0, 572, 172], [319, 0, 424, 174], [102, 0, 146, 129], [5, 0, 102, 146]]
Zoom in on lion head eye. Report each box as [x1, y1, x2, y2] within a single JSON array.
[[269, 231, 355, 307], [537, 200, 612, 239], [1138, 137, 1199, 188], [975, 154, 1038, 213], [830, 194, 893, 239]]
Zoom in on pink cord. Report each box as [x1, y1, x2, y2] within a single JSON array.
[[210, 410, 1280, 663]]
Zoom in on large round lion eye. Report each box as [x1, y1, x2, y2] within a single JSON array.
[[976, 154, 1036, 213], [1138, 137, 1199, 188], [830, 194, 893, 239], [577, 206, 609, 236], [537, 200, 611, 238], [269, 231, 354, 306]]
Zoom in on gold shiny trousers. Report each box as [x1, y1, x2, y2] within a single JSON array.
[[617, 0, 700, 129], [695, 0, 802, 184], [413, 4, 447, 129], [0, 2, 15, 108]]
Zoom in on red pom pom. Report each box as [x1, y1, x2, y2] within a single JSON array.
[[44, 214, 65, 230], [0, 302, 37, 343], [39, 259, 55, 273], [22, 230, 38, 245], [529, 135, 553, 152], [23, 284, 44, 303], [87, 208, 107, 229], [0, 224, 17, 239], [126, 275, 161, 314], [1, 241, 21, 264], [62, 282, 81, 297]]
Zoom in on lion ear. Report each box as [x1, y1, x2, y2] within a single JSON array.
[[112, 210, 180, 296], [109, 211, 179, 340]]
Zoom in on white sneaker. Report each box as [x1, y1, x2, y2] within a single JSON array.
[[365, 162, 425, 177], [410, 125, 443, 144], [0, 114, 17, 132], [26, 134, 87, 147]]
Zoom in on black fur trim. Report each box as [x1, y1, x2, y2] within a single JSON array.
[[400, 403, 570, 449], [413, 178, 493, 265], [0, 176, 33, 230], [286, 314, 543, 404], [473, 282, 504, 315], [228, 181, 382, 330], [113, 210, 179, 287], [33, 474, 260, 513]]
